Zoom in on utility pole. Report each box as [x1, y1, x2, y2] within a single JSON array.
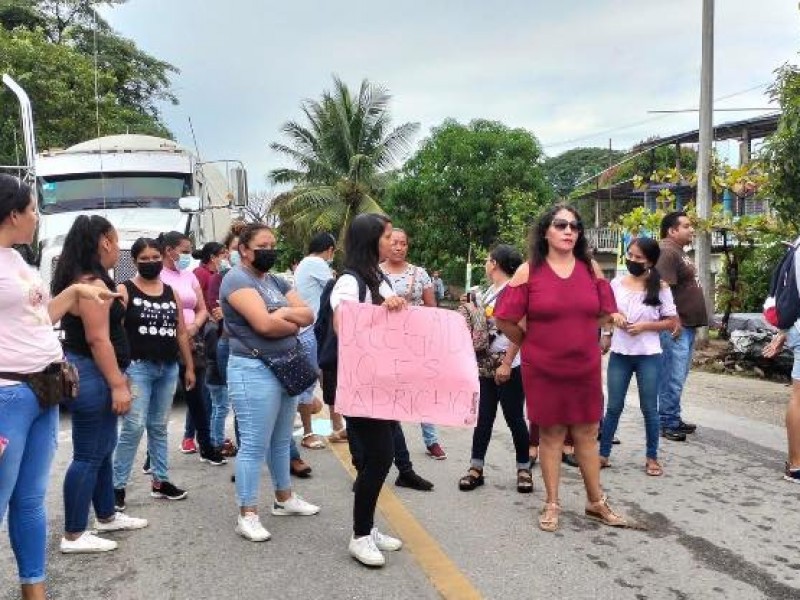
[[695, 0, 714, 345]]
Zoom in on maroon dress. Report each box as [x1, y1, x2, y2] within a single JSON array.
[[494, 260, 617, 427]]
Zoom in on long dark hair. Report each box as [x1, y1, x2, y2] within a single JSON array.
[[343, 213, 391, 303], [0, 174, 32, 224], [529, 203, 591, 273], [629, 237, 663, 307], [51, 215, 115, 295]]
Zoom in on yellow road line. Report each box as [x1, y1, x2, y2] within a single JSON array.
[[329, 442, 482, 600]]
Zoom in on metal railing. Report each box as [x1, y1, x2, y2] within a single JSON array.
[[585, 228, 619, 253], [586, 227, 752, 255]]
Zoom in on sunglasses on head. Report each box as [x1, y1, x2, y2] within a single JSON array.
[[551, 218, 582, 232]]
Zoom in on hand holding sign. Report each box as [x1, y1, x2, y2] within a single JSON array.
[[335, 301, 480, 427]]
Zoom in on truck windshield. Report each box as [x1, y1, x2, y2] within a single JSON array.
[[38, 173, 191, 213]]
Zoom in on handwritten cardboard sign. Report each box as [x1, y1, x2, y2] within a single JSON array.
[[335, 301, 480, 427]]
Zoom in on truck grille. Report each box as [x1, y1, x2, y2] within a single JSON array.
[[51, 249, 136, 284]]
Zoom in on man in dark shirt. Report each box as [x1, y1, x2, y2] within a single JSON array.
[[656, 211, 708, 441]]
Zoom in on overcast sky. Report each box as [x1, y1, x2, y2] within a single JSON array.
[[102, 1, 799, 191]]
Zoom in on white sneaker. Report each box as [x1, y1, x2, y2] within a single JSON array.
[[94, 512, 148, 532], [371, 527, 402, 551], [349, 534, 385, 567], [60, 532, 118, 554], [236, 512, 271, 542], [271, 493, 320, 516]]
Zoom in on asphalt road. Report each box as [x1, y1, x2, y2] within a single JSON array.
[[2, 366, 799, 600]]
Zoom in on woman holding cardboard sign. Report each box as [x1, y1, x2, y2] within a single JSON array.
[[495, 204, 629, 532], [332, 213, 407, 568]]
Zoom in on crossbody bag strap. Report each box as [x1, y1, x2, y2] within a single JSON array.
[[224, 323, 261, 358], [405, 265, 418, 301]]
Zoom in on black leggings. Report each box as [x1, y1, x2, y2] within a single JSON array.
[[347, 417, 394, 537], [472, 367, 530, 467], [179, 364, 211, 452]]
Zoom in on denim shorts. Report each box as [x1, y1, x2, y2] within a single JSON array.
[[788, 326, 800, 381]]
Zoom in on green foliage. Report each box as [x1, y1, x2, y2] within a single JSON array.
[[494, 188, 550, 252], [0, 1, 177, 165], [726, 233, 790, 313], [542, 146, 625, 198], [763, 63, 800, 226], [0, 27, 170, 165], [384, 119, 553, 281], [269, 76, 418, 252], [571, 143, 697, 201]]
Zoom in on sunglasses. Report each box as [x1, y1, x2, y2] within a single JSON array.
[[551, 218, 582, 232]]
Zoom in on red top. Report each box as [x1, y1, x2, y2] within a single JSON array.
[[193, 264, 215, 309], [494, 260, 617, 426]]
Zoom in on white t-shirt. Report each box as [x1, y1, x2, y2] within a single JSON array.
[[331, 274, 395, 310], [480, 283, 521, 368]]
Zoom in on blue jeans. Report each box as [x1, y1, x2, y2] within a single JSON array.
[[296, 327, 319, 405], [658, 327, 697, 430], [0, 384, 58, 584], [63, 353, 118, 533], [601, 353, 661, 460], [113, 360, 178, 488], [208, 383, 230, 448], [421, 422, 438, 447], [228, 355, 298, 507]]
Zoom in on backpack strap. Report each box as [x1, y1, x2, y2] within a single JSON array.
[[342, 269, 371, 303]]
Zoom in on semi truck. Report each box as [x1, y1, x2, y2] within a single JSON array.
[[2, 74, 247, 288]]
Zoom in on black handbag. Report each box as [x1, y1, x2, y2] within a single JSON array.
[[227, 327, 317, 397], [0, 361, 79, 408]]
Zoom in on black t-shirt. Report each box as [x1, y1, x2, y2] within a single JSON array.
[[122, 280, 180, 363], [61, 278, 131, 370]]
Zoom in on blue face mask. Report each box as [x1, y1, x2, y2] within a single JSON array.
[[229, 250, 241, 267], [176, 253, 193, 271], [219, 259, 232, 274]]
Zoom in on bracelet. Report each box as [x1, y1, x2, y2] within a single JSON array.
[[601, 331, 612, 337]]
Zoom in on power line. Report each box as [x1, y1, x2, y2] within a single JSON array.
[[542, 82, 769, 151]]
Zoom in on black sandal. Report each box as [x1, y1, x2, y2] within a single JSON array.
[[517, 469, 533, 493], [458, 468, 484, 491]]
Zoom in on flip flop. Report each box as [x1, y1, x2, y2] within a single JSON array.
[[328, 428, 348, 444], [645, 460, 663, 477], [301, 433, 326, 449]]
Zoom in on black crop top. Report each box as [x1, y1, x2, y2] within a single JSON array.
[[61, 280, 131, 370], [122, 280, 180, 363]]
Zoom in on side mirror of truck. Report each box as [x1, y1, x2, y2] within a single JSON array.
[[179, 196, 201, 213], [231, 167, 248, 207]]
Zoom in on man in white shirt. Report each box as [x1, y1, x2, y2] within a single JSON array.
[[294, 233, 335, 449]]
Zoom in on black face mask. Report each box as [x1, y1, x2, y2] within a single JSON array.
[[252, 249, 278, 273], [625, 259, 647, 277], [138, 260, 163, 280]]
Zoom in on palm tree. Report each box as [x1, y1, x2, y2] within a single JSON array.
[[269, 76, 419, 242]]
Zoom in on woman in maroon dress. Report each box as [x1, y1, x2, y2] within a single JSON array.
[[495, 205, 628, 532]]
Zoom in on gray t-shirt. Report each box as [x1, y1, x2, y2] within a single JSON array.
[[220, 266, 296, 357]]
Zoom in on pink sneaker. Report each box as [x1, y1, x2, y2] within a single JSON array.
[[180, 438, 197, 454], [426, 442, 447, 460]]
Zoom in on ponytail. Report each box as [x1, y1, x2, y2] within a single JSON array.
[[643, 267, 663, 307], [51, 215, 115, 295]]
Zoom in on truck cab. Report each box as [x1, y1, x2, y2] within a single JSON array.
[[35, 134, 246, 288]]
